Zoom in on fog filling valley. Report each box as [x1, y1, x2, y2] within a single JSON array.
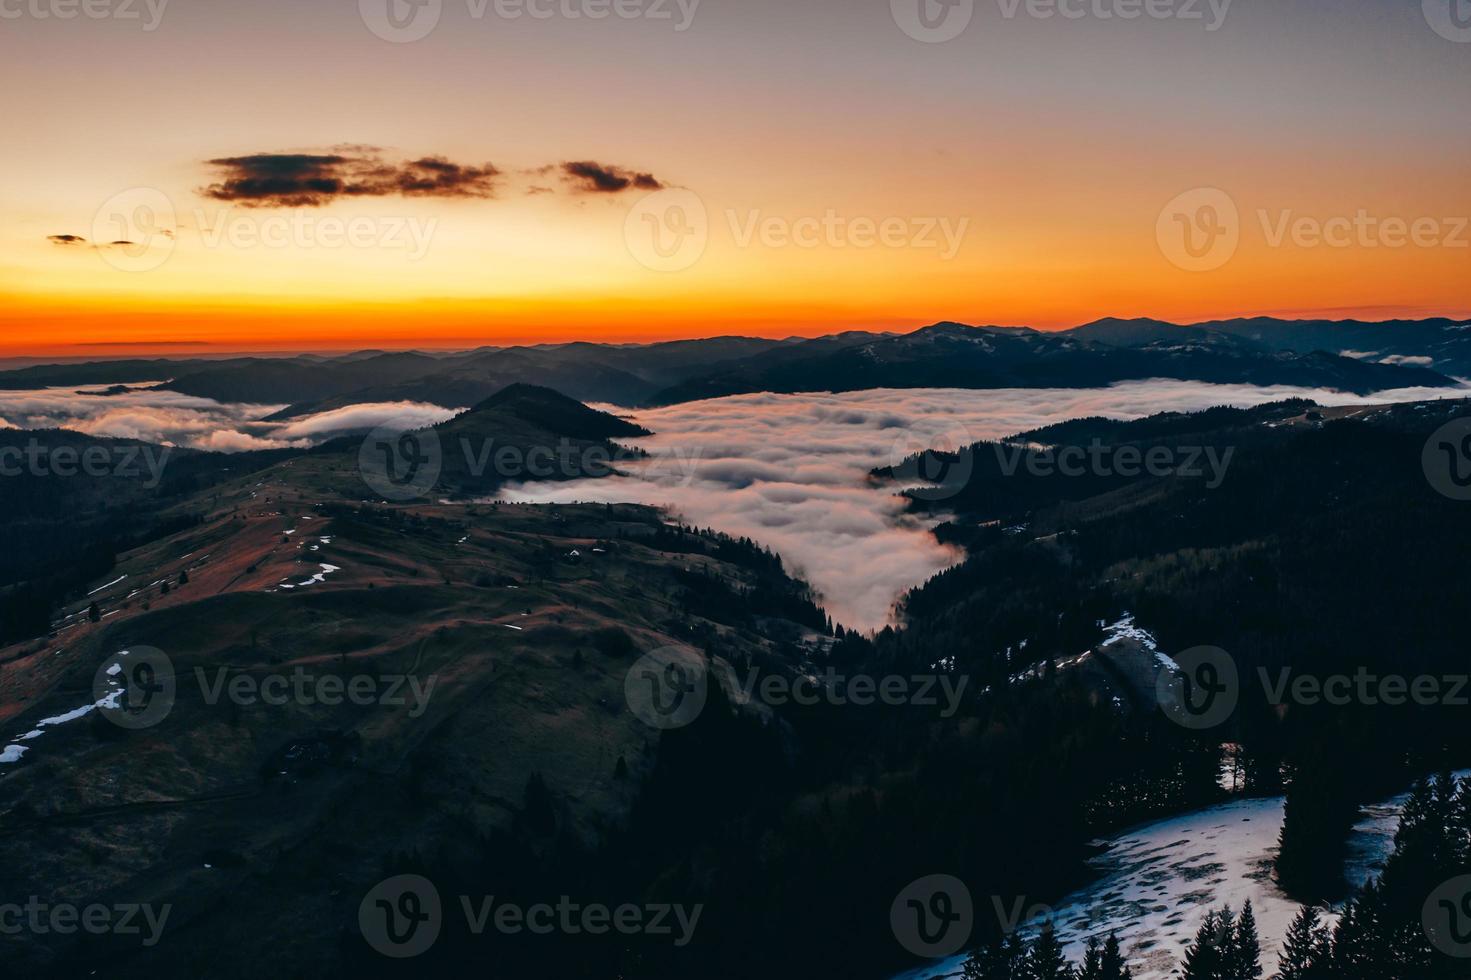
[[500, 380, 1465, 630], [4, 379, 1464, 631]]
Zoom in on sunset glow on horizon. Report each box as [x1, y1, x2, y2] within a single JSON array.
[[3, 0, 1468, 357]]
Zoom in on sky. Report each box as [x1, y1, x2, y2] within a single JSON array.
[[1, 0, 1468, 355]]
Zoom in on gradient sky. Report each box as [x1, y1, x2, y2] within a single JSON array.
[[2, 0, 1468, 354]]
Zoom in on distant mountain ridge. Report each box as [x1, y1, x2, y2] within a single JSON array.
[[645, 320, 1457, 403], [1, 317, 1465, 411]]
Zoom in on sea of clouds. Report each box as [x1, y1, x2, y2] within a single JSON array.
[[0, 385, 459, 451], [502, 381, 1468, 631], [3, 379, 1464, 631]]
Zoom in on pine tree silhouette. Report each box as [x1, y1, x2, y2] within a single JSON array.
[[1079, 936, 1103, 980], [1275, 906, 1329, 980], [1229, 900, 1262, 980], [1028, 922, 1075, 980], [1181, 907, 1232, 980], [1100, 933, 1132, 980]]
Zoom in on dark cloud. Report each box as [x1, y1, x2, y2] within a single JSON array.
[[202, 151, 500, 207], [47, 234, 87, 245], [561, 161, 664, 194], [394, 157, 501, 197]]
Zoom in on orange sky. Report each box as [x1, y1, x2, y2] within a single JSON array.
[[3, 0, 1468, 357]]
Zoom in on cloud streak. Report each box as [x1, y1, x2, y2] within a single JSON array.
[[560, 161, 664, 194], [196, 151, 667, 207], [202, 152, 501, 207], [0, 387, 460, 451]]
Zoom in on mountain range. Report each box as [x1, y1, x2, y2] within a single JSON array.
[[3, 317, 1465, 413]]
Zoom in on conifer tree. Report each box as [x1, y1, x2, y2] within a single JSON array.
[[1181, 907, 1232, 980], [1079, 936, 1103, 980], [1275, 906, 1329, 980], [1100, 933, 1132, 980], [1027, 923, 1075, 980], [1229, 900, 1263, 980], [963, 932, 1026, 980]]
